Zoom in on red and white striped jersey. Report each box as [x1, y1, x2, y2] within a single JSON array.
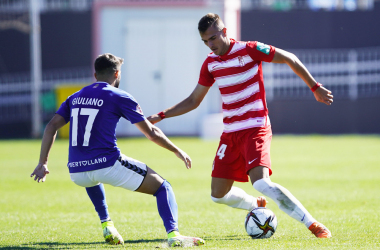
[[198, 39, 275, 133]]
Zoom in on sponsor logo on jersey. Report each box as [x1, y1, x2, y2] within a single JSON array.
[[72, 97, 104, 107], [256, 42, 270, 55], [68, 157, 107, 168], [238, 56, 245, 67], [136, 104, 143, 115]]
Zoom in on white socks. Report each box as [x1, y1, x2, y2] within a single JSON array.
[[210, 179, 317, 228], [211, 186, 258, 211], [253, 178, 316, 228]]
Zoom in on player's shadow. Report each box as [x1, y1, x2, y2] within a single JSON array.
[[215, 235, 248, 241], [125, 238, 165, 244], [0, 239, 165, 249], [0, 242, 102, 250]]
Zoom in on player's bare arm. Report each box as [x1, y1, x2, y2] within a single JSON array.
[[134, 119, 192, 169], [147, 84, 210, 124], [272, 48, 333, 105], [31, 114, 67, 183]]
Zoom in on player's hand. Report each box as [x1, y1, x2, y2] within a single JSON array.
[[313, 85, 333, 105], [30, 163, 50, 183], [174, 149, 192, 169], [147, 114, 162, 125]]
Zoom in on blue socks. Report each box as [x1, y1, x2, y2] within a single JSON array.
[[86, 183, 110, 222], [154, 180, 179, 233], [86, 180, 179, 233]]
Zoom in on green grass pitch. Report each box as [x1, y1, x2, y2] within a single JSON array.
[[0, 135, 379, 249]]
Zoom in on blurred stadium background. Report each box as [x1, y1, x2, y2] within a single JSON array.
[[0, 0, 379, 139]]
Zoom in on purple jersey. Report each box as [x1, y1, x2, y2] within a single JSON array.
[[56, 82, 145, 173]]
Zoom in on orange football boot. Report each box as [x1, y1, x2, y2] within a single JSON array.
[[308, 222, 332, 238], [256, 196, 267, 208]]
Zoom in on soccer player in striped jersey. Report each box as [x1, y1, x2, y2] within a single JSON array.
[[30, 53, 205, 247], [148, 13, 333, 238]]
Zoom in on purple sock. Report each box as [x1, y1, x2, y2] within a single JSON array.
[[86, 183, 110, 222], [154, 180, 179, 233]]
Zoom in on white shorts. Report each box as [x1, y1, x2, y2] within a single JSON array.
[[70, 154, 148, 191]]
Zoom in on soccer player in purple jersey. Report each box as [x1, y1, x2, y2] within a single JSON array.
[[30, 53, 205, 247]]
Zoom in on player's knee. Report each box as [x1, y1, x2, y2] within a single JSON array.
[[211, 195, 225, 204], [211, 186, 232, 199], [253, 178, 274, 193], [153, 180, 172, 196], [161, 179, 172, 189]]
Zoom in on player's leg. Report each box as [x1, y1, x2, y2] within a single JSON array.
[[249, 166, 315, 225], [86, 183, 110, 223], [102, 154, 204, 247], [243, 126, 330, 238], [249, 167, 331, 238], [210, 133, 266, 211], [134, 167, 204, 247], [70, 172, 123, 245], [113, 155, 176, 232], [211, 177, 266, 210], [134, 167, 177, 232]]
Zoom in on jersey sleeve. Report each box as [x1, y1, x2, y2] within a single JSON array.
[[56, 98, 71, 123], [117, 92, 146, 124], [246, 41, 276, 62], [198, 58, 215, 87]]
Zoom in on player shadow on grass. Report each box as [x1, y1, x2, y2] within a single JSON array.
[[2, 238, 165, 249], [220, 235, 246, 240], [0, 242, 103, 250], [213, 235, 263, 241], [125, 238, 166, 244]]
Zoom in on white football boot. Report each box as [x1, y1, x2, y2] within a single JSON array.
[[102, 221, 124, 245], [167, 231, 205, 247]]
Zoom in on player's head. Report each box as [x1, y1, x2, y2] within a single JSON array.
[[94, 53, 124, 88], [198, 13, 229, 56]]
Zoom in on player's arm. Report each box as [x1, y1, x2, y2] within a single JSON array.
[[134, 119, 192, 169], [147, 84, 210, 124], [30, 114, 67, 183], [271, 48, 333, 105]]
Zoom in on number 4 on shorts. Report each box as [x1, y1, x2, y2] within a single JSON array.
[[217, 144, 227, 160]]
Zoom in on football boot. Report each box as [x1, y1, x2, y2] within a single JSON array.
[[102, 221, 124, 245], [168, 231, 205, 247], [256, 196, 267, 208], [308, 222, 332, 238]]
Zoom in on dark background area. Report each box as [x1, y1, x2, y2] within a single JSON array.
[[241, 4, 380, 49], [267, 97, 380, 134], [40, 11, 92, 71], [0, 11, 92, 74]]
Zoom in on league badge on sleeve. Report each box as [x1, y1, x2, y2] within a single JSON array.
[[256, 42, 270, 55]]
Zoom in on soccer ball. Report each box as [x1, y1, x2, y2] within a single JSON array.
[[245, 207, 277, 239]]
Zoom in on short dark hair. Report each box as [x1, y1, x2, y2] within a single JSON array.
[[198, 13, 225, 33], [94, 53, 124, 76]]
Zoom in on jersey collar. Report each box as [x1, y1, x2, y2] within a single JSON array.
[[219, 38, 236, 60], [94, 81, 108, 85]]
